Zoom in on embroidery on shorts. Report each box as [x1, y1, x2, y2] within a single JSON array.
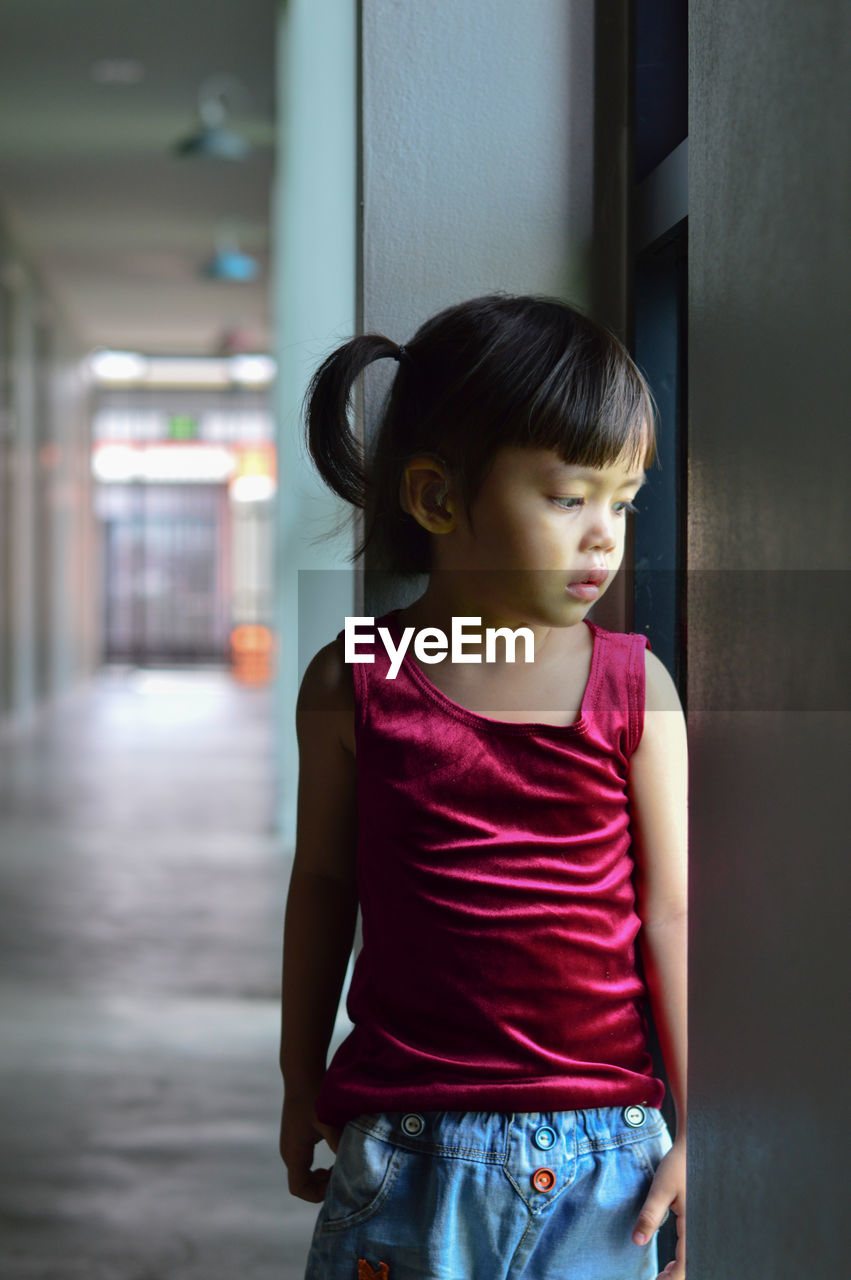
[[357, 1261, 389, 1280]]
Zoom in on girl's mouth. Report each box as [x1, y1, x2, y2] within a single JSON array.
[[565, 568, 608, 602]]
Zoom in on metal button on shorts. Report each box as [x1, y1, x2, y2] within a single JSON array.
[[623, 1105, 647, 1128], [401, 1113, 425, 1137]]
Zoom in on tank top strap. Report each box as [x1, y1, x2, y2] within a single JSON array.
[[584, 623, 650, 758], [339, 614, 418, 742]]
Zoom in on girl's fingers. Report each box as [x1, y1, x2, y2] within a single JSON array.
[[632, 1190, 670, 1245], [656, 1213, 686, 1278], [288, 1163, 331, 1203], [314, 1120, 343, 1153]]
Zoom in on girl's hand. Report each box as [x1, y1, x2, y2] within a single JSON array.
[[279, 1093, 342, 1203], [632, 1137, 686, 1278]]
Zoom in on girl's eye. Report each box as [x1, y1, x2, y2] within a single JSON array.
[[550, 497, 639, 514]]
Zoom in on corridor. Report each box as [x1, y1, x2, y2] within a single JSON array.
[[0, 669, 319, 1279]]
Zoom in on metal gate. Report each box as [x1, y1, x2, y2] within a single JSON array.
[[99, 483, 230, 664]]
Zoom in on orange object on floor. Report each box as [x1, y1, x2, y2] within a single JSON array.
[[229, 624, 274, 685]]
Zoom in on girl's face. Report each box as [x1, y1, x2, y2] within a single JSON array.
[[441, 445, 646, 629]]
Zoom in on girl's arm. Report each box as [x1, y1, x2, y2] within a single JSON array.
[[279, 640, 359, 1203], [628, 649, 688, 1278]]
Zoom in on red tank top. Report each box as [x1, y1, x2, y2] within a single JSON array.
[[316, 615, 664, 1127]]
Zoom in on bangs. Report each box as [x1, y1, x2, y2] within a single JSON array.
[[520, 331, 657, 471]]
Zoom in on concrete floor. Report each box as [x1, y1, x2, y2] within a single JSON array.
[[0, 668, 321, 1279]]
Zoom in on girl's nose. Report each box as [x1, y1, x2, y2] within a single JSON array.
[[580, 512, 617, 554]]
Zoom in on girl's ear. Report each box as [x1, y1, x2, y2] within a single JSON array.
[[399, 455, 456, 533]]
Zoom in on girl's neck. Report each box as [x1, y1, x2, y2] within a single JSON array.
[[394, 584, 594, 727], [398, 577, 551, 647], [396, 577, 591, 676]]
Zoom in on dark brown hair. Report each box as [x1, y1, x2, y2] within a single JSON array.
[[305, 294, 656, 573]]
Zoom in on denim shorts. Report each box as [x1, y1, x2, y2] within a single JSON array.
[[305, 1106, 672, 1280]]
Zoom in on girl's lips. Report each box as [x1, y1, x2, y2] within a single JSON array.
[[579, 568, 609, 586], [565, 582, 600, 602], [565, 567, 608, 603]]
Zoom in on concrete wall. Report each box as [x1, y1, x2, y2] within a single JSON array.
[[0, 222, 95, 727], [360, 0, 595, 335], [359, 0, 599, 614], [7, 264, 38, 715], [273, 0, 358, 838], [688, 2, 849, 1272]]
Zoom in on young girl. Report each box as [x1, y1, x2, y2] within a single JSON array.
[[280, 295, 687, 1280]]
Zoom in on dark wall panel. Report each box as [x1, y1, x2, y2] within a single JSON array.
[[688, 1, 849, 1273], [634, 0, 687, 181]]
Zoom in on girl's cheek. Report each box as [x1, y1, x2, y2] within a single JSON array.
[[608, 538, 627, 573]]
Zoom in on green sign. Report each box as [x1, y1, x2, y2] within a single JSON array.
[[168, 415, 197, 440]]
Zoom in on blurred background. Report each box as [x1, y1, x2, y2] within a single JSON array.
[[0, 0, 277, 699], [0, 3, 311, 1277], [0, 2, 847, 1278]]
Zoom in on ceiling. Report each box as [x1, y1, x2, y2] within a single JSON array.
[[0, 0, 277, 355]]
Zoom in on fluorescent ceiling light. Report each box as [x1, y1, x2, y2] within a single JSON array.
[[89, 350, 148, 382], [92, 444, 139, 482], [90, 353, 274, 389], [140, 445, 237, 483], [92, 444, 238, 484], [229, 355, 276, 385], [230, 474, 277, 503], [143, 358, 231, 388]]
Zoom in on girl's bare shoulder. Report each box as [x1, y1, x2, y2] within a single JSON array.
[[642, 647, 684, 715], [297, 637, 356, 753]]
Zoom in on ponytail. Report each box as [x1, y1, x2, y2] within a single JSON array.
[[304, 334, 402, 509]]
